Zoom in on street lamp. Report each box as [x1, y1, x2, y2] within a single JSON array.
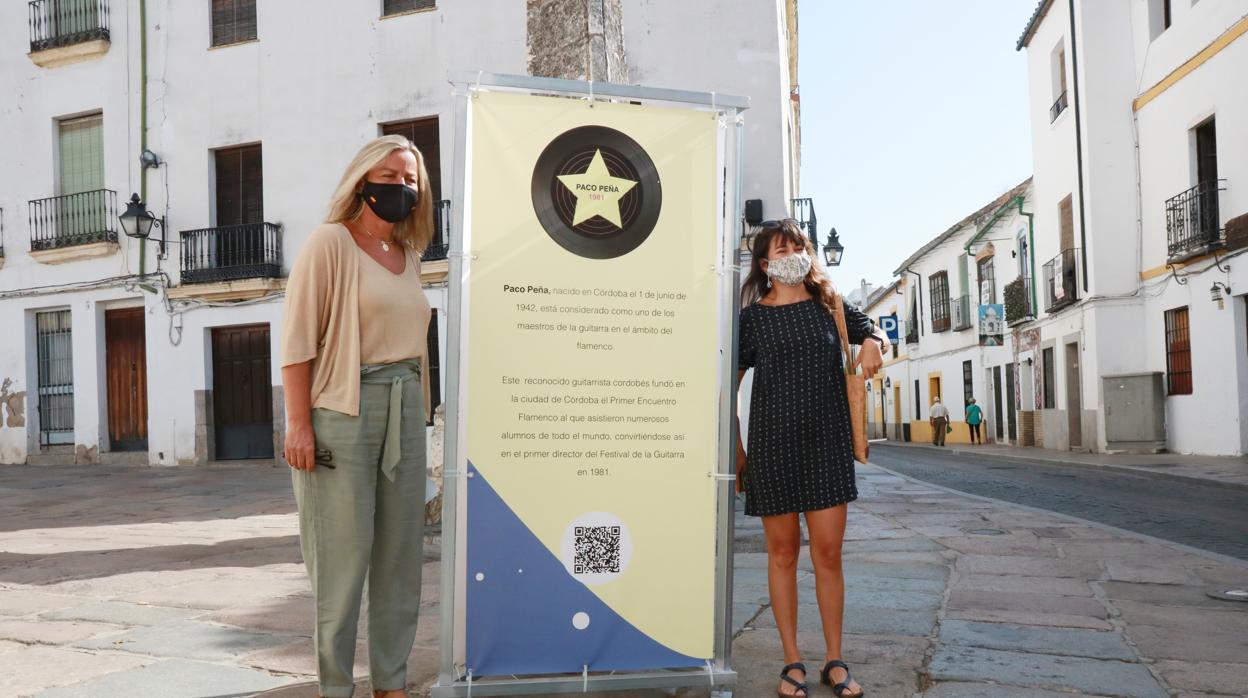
[[119, 193, 166, 255], [823, 227, 844, 266], [1211, 281, 1231, 309]]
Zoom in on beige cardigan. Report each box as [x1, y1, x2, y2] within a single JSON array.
[[280, 223, 431, 419]]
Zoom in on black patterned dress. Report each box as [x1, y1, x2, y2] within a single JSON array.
[[739, 298, 875, 517]]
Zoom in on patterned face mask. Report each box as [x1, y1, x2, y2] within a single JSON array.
[[765, 251, 812, 286]]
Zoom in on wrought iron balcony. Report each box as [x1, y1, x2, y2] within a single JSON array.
[[791, 197, 819, 249], [28, 189, 118, 251], [951, 295, 973, 332], [29, 0, 110, 52], [422, 200, 451, 262], [1042, 248, 1080, 313], [1004, 276, 1034, 326], [905, 318, 919, 345], [180, 222, 282, 284], [1166, 180, 1226, 261], [1050, 90, 1068, 122]]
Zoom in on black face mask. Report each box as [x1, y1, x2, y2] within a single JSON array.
[[361, 181, 419, 223]]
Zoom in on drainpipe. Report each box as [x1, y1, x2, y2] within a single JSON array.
[[1068, 0, 1089, 291], [138, 0, 149, 275]]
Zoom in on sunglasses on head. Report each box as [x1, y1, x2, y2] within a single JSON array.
[[758, 218, 799, 230]]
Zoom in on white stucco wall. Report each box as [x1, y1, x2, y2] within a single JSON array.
[[621, 0, 797, 219], [1, 0, 799, 464]]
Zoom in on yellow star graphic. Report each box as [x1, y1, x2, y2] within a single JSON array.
[[556, 149, 638, 228]]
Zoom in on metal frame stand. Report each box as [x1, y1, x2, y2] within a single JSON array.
[[431, 71, 747, 697]]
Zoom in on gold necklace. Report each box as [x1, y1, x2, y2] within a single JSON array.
[[357, 223, 395, 252]]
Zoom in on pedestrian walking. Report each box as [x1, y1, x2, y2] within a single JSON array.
[[280, 135, 435, 698], [965, 398, 983, 445], [929, 397, 949, 447], [736, 219, 886, 698]]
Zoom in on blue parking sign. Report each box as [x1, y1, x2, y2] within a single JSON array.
[[878, 314, 899, 343]]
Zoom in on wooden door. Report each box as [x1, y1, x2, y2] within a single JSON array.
[[993, 366, 1005, 441], [893, 386, 902, 440], [1006, 363, 1017, 441], [105, 308, 148, 451], [1197, 118, 1218, 185], [1066, 342, 1083, 448], [212, 324, 274, 460]]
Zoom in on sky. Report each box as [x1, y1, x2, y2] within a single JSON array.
[[799, 0, 1038, 294]]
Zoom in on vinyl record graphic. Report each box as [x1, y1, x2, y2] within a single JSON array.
[[531, 126, 662, 259]]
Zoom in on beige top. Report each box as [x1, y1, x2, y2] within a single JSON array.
[[280, 223, 431, 418], [358, 246, 428, 364]]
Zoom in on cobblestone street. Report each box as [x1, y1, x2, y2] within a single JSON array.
[[2, 460, 1246, 696]]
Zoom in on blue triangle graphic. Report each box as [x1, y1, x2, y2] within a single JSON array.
[[466, 461, 707, 676]]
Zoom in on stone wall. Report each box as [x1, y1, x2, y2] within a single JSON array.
[[527, 0, 628, 82]]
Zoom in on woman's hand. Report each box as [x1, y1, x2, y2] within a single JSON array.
[[860, 339, 884, 379], [284, 418, 317, 471]]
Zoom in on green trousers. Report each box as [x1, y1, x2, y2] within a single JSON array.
[[292, 360, 427, 697]]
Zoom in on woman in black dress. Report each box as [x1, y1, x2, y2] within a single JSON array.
[[736, 220, 886, 698]]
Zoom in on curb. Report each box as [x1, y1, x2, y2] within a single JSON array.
[[874, 442, 1248, 493]]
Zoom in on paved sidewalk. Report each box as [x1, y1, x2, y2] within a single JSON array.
[[879, 439, 1248, 491], [1, 462, 1246, 697]]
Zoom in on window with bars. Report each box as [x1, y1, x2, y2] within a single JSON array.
[[215, 144, 263, 226], [1165, 306, 1192, 395], [36, 310, 75, 446], [963, 360, 974, 403], [381, 117, 441, 200], [212, 0, 257, 46], [929, 271, 950, 331], [383, 0, 435, 17], [978, 257, 997, 305]]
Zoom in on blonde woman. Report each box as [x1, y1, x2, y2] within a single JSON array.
[[281, 135, 434, 698]]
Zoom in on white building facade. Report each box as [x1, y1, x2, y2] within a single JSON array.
[[0, 0, 803, 465], [1019, 0, 1248, 455]]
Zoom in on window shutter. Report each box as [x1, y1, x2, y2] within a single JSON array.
[[237, 0, 257, 42], [382, 117, 442, 200], [59, 114, 104, 195], [212, 0, 257, 46], [212, 0, 235, 46], [215, 145, 263, 227], [384, 0, 436, 17], [1059, 195, 1074, 251]]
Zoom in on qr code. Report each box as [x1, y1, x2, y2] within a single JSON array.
[[573, 525, 621, 574]]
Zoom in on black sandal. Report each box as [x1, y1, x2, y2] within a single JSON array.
[[778, 661, 808, 697], [821, 659, 864, 697]]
